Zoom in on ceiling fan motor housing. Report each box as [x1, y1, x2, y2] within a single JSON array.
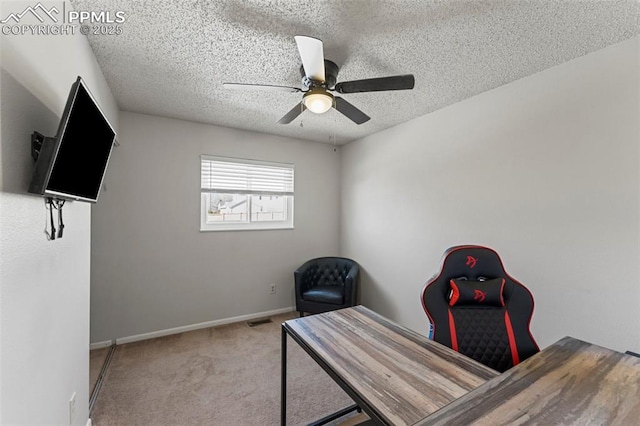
[[300, 60, 339, 89]]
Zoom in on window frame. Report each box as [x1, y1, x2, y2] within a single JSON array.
[[200, 155, 294, 232]]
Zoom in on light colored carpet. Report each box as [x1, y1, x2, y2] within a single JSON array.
[[90, 312, 366, 425]]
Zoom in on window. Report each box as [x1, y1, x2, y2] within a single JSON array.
[[200, 156, 294, 231]]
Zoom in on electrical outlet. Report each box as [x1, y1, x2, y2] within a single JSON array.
[[69, 392, 76, 425], [269, 284, 276, 294]]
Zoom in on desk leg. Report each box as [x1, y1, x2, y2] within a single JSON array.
[[281, 325, 287, 426]]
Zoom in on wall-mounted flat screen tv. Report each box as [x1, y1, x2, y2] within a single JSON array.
[[28, 76, 116, 203]]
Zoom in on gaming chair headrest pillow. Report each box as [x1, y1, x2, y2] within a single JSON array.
[[449, 278, 505, 307]]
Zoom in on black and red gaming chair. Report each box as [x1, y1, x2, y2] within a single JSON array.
[[422, 245, 539, 372]]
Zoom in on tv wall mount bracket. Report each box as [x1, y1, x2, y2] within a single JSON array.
[[30, 131, 56, 162], [30, 131, 66, 240]]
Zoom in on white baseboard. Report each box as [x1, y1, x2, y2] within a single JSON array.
[[86, 418, 92, 426], [89, 340, 114, 350], [115, 306, 295, 345]]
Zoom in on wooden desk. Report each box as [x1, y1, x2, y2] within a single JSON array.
[[281, 305, 498, 425], [418, 336, 640, 425]]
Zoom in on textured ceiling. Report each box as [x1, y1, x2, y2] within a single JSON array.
[[71, 0, 639, 144]]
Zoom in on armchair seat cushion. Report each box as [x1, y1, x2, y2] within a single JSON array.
[[302, 286, 344, 305]]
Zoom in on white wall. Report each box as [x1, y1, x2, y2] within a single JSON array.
[[340, 37, 640, 353], [90, 112, 340, 342], [0, 1, 119, 423]]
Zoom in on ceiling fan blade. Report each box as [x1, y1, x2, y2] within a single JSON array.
[[223, 83, 301, 93], [278, 102, 306, 124], [334, 74, 415, 94], [294, 35, 325, 82], [334, 97, 370, 125]]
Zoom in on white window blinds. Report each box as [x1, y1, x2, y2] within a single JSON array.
[[201, 156, 294, 196]]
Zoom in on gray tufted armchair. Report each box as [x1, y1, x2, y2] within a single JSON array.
[[294, 257, 360, 317]]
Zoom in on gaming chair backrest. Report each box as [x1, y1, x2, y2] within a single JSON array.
[[422, 245, 539, 372]]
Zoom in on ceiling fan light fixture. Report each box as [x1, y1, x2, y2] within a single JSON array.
[[303, 89, 334, 114]]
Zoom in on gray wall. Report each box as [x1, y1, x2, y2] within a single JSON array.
[[0, 7, 119, 424], [340, 37, 640, 352], [90, 112, 341, 342]]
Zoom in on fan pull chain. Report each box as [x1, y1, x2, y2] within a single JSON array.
[[333, 99, 337, 151], [300, 102, 304, 127]]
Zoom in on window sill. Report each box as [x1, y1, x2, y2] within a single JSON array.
[[199, 225, 295, 232]]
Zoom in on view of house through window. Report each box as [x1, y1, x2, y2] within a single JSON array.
[[206, 193, 248, 222], [200, 156, 294, 231], [203, 194, 288, 223]]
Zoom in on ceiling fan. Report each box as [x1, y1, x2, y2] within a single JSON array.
[[223, 36, 415, 125]]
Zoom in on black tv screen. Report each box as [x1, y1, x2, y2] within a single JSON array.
[[29, 76, 116, 203]]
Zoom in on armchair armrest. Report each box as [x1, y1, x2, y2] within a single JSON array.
[[294, 259, 317, 297], [344, 263, 359, 303]]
